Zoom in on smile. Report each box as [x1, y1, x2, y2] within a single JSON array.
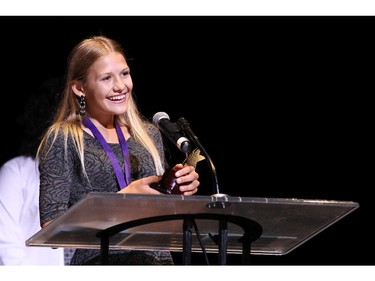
[[108, 94, 126, 101]]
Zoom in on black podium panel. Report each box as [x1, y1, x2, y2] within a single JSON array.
[[26, 193, 358, 256]]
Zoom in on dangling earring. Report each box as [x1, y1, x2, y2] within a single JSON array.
[[79, 95, 86, 116]]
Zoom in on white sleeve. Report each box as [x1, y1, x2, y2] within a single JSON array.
[[0, 157, 28, 265]]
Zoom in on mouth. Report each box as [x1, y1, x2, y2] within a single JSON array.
[[108, 94, 126, 102]]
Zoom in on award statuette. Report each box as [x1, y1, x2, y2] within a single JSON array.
[[150, 148, 205, 194]]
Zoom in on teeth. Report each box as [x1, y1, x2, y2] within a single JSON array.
[[109, 95, 125, 101]]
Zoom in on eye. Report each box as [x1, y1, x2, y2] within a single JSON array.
[[121, 70, 130, 77], [101, 76, 111, 81]]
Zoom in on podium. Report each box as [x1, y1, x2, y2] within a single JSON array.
[[26, 192, 359, 264]]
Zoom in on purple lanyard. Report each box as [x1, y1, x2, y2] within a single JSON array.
[[83, 117, 131, 189]]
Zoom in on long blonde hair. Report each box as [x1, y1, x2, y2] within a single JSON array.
[[37, 35, 164, 177]]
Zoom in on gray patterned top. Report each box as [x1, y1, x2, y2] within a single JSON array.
[[38, 123, 175, 264], [39, 124, 166, 225]]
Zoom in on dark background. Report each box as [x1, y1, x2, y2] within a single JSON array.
[[0, 16, 373, 265]]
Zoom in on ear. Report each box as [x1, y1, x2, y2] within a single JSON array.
[[71, 80, 85, 98]]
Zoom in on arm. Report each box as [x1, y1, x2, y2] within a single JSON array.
[[39, 132, 73, 228]]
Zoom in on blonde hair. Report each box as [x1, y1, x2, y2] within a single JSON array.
[[37, 35, 164, 178]]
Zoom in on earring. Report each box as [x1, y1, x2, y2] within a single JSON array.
[[79, 95, 86, 116]]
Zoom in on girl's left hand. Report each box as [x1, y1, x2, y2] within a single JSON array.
[[173, 163, 200, 196]]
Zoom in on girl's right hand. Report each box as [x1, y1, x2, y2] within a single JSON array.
[[117, 175, 162, 194]]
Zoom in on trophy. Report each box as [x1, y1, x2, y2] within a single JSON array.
[[150, 148, 205, 194]]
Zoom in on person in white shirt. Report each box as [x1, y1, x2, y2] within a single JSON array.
[[0, 156, 65, 265], [0, 77, 67, 265]]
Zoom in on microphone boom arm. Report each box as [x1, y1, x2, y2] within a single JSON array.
[[177, 117, 222, 196]]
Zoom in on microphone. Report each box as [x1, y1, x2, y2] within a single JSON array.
[[152, 112, 191, 153]]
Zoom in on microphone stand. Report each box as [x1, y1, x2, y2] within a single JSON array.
[[177, 117, 227, 198]]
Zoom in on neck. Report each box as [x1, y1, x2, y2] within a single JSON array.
[[87, 115, 115, 130], [84, 116, 118, 143]]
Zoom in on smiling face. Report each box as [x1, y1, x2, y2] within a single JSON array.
[[72, 52, 133, 126]]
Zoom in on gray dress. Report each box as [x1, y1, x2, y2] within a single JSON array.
[[39, 124, 173, 265]]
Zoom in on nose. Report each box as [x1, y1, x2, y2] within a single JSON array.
[[114, 78, 126, 92]]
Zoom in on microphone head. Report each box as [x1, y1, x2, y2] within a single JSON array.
[[152, 112, 170, 125], [152, 111, 191, 154]]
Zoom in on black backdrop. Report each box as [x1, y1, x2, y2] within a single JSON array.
[[1, 16, 373, 265]]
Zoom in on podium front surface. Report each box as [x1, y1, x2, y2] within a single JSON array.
[[26, 192, 359, 257]]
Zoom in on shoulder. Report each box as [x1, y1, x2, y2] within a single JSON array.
[[145, 122, 161, 136], [0, 156, 37, 184], [145, 123, 164, 145], [0, 156, 35, 172], [44, 124, 79, 145], [40, 125, 81, 160]]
